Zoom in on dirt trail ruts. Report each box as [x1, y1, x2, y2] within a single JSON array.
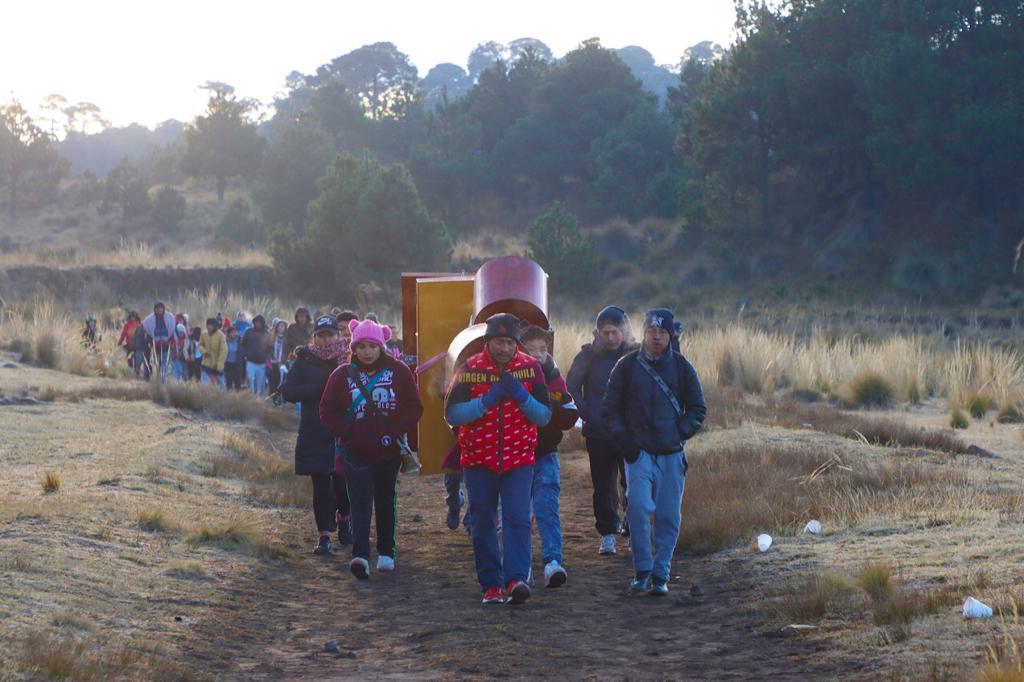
[[183, 455, 858, 680]]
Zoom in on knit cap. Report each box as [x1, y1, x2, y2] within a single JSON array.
[[349, 318, 392, 348]]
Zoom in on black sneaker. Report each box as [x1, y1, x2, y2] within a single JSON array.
[[651, 576, 669, 597], [337, 516, 353, 546], [313, 535, 332, 555]]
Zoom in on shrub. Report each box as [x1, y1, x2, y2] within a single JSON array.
[[967, 391, 995, 419], [165, 560, 206, 578], [151, 187, 187, 232], [41, 472, 61, 494], [857, 562, 894, 602], [950, 408, 970, 429], [137, 509, 175, 533], [846, 372, 894, 408], [34, 332, 60, 369], [527, 202, 597, 294]]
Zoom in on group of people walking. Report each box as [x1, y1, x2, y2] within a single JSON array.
[[285, 303, 706, 606], [111, 303, 401, 404]]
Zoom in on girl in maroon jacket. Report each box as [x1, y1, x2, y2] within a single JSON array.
[[320, 318, 423, 580]]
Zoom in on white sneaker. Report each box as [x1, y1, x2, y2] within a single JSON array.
[[349, 557, 369, 580], [376, 555, 395, 572], [599, 534, 617, 556], [544, 560, 567, 588]]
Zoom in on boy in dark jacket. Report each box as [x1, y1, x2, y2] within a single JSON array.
[[283, 316, 352, 554], [284, 307, 314, 356], [602, 308, 707, 596], [240, 314, 271, 396], [566, 305, 637, 556], [522, 325, 578, 589], [320, 319, 423, 579]]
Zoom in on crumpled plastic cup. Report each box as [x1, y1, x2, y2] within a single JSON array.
[[757, 534, 773, 552], [804, 520, 822, 535], [963, 597, 993, 618]]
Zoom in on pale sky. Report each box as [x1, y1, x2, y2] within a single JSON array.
[[3, 0, 736, 129]]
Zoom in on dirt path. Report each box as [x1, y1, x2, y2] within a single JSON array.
[[182, 454, 856, 680]]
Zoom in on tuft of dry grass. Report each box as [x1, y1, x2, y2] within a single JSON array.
[[857, 562, 894, 602], [137, 508, 176, 533], [186, 518, 285, 559], [845, 372, 894, 408], [41, 471, 61, 494], [678, 444, 968, 553], [983, 603, 1024, 682], [208, 432, 308, 508], [15, 630, 198, 682], [996, 403, 1023, 424], [968, 391, 996, 419], [705, 385, 969, 453], [155, 383, 295, 430], [165, 560, 207, 579], [950, 408, 970, 429]]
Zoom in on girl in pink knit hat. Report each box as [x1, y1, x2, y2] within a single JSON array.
[[320, 318, 423, 580]]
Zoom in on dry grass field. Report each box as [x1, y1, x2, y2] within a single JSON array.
[[2, 295, 1024, 679]]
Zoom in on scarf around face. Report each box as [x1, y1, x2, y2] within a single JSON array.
[[307, 338, 349, 364]]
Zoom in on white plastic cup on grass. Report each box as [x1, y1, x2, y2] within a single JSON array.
[[804, 520, 822, 535], [963, 597, 993, 618], [757, 534, 773, 552]]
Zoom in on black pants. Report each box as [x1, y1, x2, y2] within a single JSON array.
[[333, 473, 350, 519], [345, 457, 401, 560], [225, 362, 245, 390], [186, 360, 202, 382], [311, 473, 337, 533], [586, 438, 627, 536]]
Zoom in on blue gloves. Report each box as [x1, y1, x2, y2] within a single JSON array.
[[499, 372, 530, 403], [480, 382, 505, 410]]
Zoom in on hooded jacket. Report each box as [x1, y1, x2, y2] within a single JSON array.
[[285, 308, 313, 355], [566, 337, 638, 441], [239, 315, 271, 365], [319, 354, 423, 464], [536, 353, 580, 455], [142, 311, 177, 340], [200, 328, 228, 373], [602, 349, 707, 457], [282, 345, 339, 474]]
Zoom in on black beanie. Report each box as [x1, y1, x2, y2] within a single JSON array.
[[484, 313, 522, 342], [595, 305, 628, 329], [643, 308, 679, 336]]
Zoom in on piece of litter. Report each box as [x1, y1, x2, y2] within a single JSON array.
[[783, 624, 818, 631], [801, 423, 813, 429], [324, 640, 340, 653], [757, 534, 773, 552], [804, 520, 822, 535], [963, 597, 993, 618]]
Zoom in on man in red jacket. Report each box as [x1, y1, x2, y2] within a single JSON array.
[[320, 318, 423, 580], [445, 314, 551, 605]]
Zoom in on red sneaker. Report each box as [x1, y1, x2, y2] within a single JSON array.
[[506, 579, 531, 605], [482, 587, 505, 605]]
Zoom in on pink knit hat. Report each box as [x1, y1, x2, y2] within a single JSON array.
[[349, 318, 392, 348]]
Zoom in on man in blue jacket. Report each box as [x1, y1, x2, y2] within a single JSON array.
[[602, 307, 707, 596], [566, 306, 637, 556]]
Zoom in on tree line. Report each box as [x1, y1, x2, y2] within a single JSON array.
[[3, 1, 1023, 298]]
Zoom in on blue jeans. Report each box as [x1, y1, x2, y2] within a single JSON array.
[[626, 451, 687, 581], [531, 452, 563, 564], [444, 473, 470, 528], [171, 359, 186, 382], [246, 361, 266, 396], [464, 466, 532, 590]]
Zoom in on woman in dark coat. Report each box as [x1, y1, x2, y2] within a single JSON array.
[[281, 315, 351, 555]]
